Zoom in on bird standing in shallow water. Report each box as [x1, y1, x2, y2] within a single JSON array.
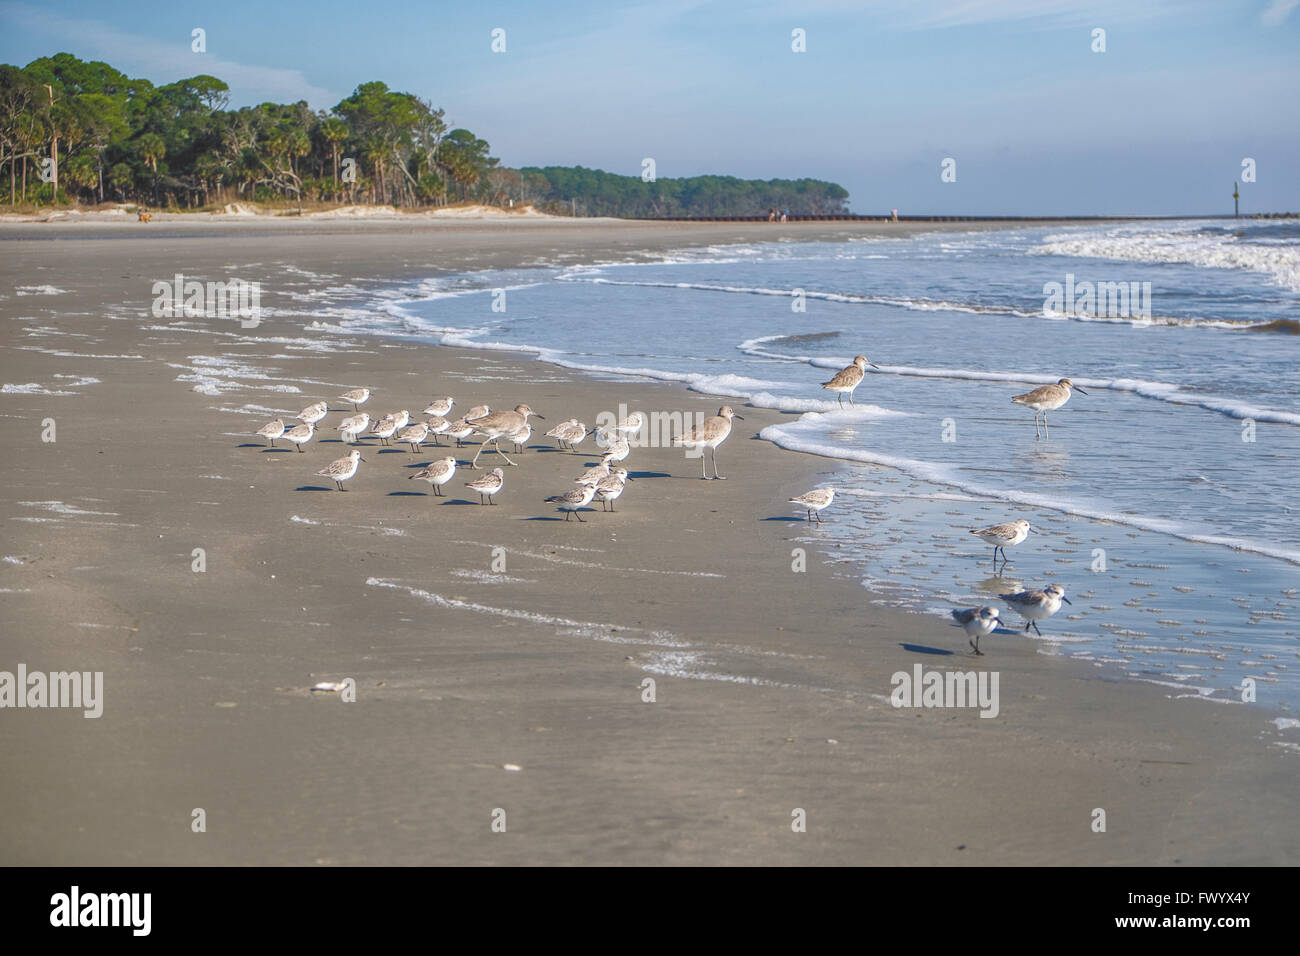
[[821, 355, 878, 407], [1011, 378, 1086, 439]]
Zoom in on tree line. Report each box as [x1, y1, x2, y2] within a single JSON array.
[[0, 53, 850, 217]]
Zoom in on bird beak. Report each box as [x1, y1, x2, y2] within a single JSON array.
[[1062, 597, 1072, 605], [1073, 386, 1088, 395], [869, 362, 880, 369], [535, 414, 545, 420], [734, 414, 745, 420]]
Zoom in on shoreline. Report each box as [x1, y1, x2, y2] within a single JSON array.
[[2, 219, 1297, 864]]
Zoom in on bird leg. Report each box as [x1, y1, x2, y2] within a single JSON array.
[[494, 439, 517, 467]]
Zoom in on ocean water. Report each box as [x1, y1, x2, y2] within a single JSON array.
[[295, 218, 1300, 715]]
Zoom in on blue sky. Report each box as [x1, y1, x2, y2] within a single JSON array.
[[2, 0, 1297, 214]]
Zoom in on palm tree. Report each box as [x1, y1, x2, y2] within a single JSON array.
[[137, 132, 165, 203]]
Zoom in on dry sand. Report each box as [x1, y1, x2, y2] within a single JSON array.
[[1, 218, 1296, 865]]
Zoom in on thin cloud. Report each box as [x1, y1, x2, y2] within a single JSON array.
[[2, 2, 336, 107], [1261, 0, 1299, 25]]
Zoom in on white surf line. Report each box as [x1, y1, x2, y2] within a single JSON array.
[[740, 337, 1300, 426], [451, 539, 724, 578], [366, 577, 687, 647], [759, 420, 1300, 568]]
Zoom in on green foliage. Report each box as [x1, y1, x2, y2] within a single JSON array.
[[0, 53, 850, 214]]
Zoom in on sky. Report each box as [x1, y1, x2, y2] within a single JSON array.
[[2, 0, 1297, 215]]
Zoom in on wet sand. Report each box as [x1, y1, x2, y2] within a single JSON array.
[[1, 218, 1296, 865]]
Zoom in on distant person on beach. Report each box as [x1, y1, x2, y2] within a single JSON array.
[[768, 208, 776, 221], [781, 209, 788, 221]]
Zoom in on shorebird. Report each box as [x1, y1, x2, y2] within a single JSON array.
[[592, 424, 618, 449], [546, 419, 586, 451], [390, 409, 411, 431], [465, 404, 491, 421], [444, 418, 475, 447], [952, 606, 1002, 655], [509, 421, 532, 454], [1000, 584, 1070, 636], [970, 518, 1031, 569], [423, 397, 454, 418], [338, 387, 371, 411], [546, 482, 597, 521], [296, 401, 328, 425], [603, 436, 631, 463], [315, 449, 364, 491], [282, 422, 315, 452], [256, 418, 285, 447], [613, 411, 644, 441], [575, 457, 613, 486], [593, 468, 632, 511], [674, 405, 743, 480], [337, 412, 370, 444], [1011, 378, 1087, 439], [465, 467, 504, 505], [369, 414, 399, 446], [821, 355, 878, 407], [789, 487, 835, 524], [467, 404, 543, 468], [409, 457, 456, 496], [397, 421, 429, 453], [425, 416, 450, 445]]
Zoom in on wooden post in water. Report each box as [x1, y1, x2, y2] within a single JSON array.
[[1233, 181, 1239, 218]]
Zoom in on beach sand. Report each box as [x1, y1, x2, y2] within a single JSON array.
[[1, 217, 1296, 865]]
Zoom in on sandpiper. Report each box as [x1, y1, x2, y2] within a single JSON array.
[[409, 456, 457, 496], [369, 415, 399, 446], [296, 401, 328, 425], [467, 404, 543, 468], [970, 519, 1031, 569], [338, 387, 371, 411], [1000, 584, 1070, 636], [282, 422, 314, 452], [674, 405, 743, 480], [789, 487, 835, 523], [397, 421, 430, 453], [423, 396, 454, 417], [546, 482, 597, 521], [337, 412, 370, 444], [821, 355, 878, 408], [425, 416, 450, 445], [1011, 378, 1087, 439], [444, 418, 475, 447], [951, 606, 1002, 655], [465, 467, 504, 505], [256, 418, 285, 447], [509, 421, 532, 454], [593, 468, 632, 512], [315, 449, 364, 491]]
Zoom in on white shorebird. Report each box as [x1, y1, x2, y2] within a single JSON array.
[[369, 414, 399, 446], [425, 416, 450, 445], [390, 409, 411, 431], [951, 606, 1002, 656], [337, 412, 370, 444], [423, 396, 454, 417], [465, 404, 491, 421], [546, 419, 586, 451], [296, 401, 328, 425], [1012, 378, 1087, 439], [593, 468, 632, 512], [397, 421, 430, 453], [315, 449, 364, 491], [821, 355, 879, 408], [789, 487, 835, 524], [444, 418, 475, 447], [338, 387, 371, 411], [409, 456, 456, 496], [282, 422, 314, 452], [674, 405, 743, 480], [970, 518, 1031, 569], [575, 457, 613, 487], [509, 421, 532, 453], [1000, 584, 1070, 636], [465, 467, 504, 505], [467, 404, 543, 468], [255, 418, 285, 447], [603, 436, 631, 463], [613, 411, 644, 441], [546, 482, 597, 521]]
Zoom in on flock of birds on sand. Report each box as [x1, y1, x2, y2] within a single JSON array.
[[252, 355, 1090, 653], [253, 386, 744, 525]]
